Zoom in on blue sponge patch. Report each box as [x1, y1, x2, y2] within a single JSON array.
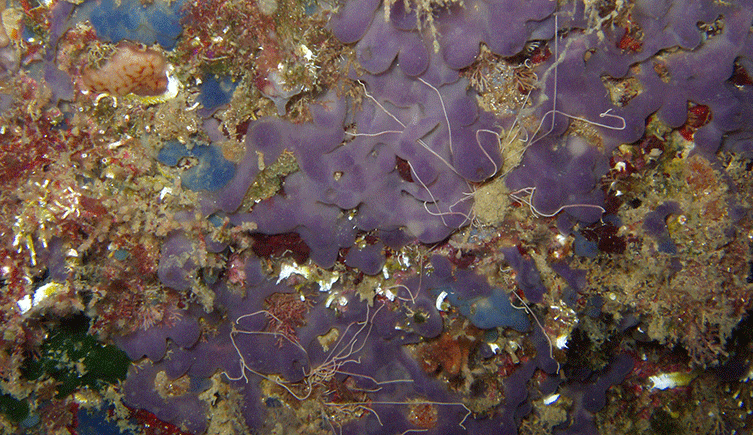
[[158, 141, 236, 192], [199, 74, 237, 115], [433, 283, 530, 332], [87, 0, 185, 49]]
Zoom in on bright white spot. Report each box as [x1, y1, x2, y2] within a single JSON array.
[[317, 274, 339, 293], [555, 334, 569, 349], [164, 68, 180, 100], [107, 139, 125, 149], [375, 286, 396, 301], [488, 343, 500, 354], [400, 255, 411, 268], [159, 187, 172, 200], [19, 282, 65, 314], [17, 295, 32, 314], [298, 44, 314, 61], [33, 282, 60, 306], [543, 394, 560, 405], [435, 291, 448, 311], [649, 373, 683, 390], [277, 263, 310, 283]]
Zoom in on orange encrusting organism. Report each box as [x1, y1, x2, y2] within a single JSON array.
[[82, 42, 168, 97]]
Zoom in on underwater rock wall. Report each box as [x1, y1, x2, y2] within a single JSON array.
[[1, 0, 753, 434], [142, 1, 753, 433]]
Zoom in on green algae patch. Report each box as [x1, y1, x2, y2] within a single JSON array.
[[22, 316, 130, 398], [0, 393, 30, 423]]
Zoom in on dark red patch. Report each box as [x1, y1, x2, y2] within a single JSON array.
[[234, 119, 251, 141], [129, 408, 192, 435], [617, 26, 643, 52], [730, 60, 753, 87], [678, 103, 712, 141], [529, 44, 552, 65], [395, 156, 413, 182], [580, 221, 626, 255], [251, 232, 310, 264]]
